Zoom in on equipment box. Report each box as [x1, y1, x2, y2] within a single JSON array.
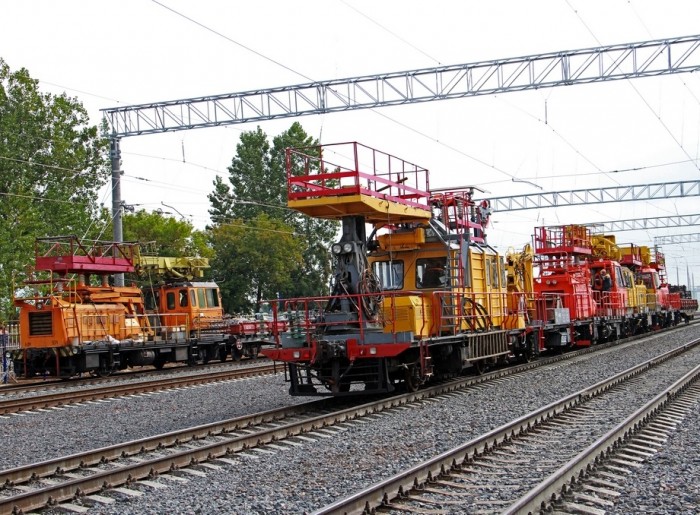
[[554, 308, 570, 325]]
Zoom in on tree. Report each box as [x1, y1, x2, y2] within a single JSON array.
[[121, 209, 212, 259], [209, 214, 303, 313], [0, 59, 109, 320], [208, 122, 338, 306], [209, 176, 235, 225], [270, 123, 338, 298]]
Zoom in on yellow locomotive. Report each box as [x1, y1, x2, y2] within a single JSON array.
[[263, 142, 529, 395]]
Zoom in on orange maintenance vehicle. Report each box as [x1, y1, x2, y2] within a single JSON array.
[[11, 237, 267, 378]]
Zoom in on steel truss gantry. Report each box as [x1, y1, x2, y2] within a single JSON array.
[[654, 233, 700, 245], [101, 34, 700, 283], [587, 213, 700, 233], [483, 181, 700, 212], [102, 34, 700, 137]]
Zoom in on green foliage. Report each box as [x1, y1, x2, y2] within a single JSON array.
[[208, 122, 338, 308], [0, 59, 109, 320], [209, 176, 235, 225], [209, 214, 303, 313], [121, 209, 212, 258]]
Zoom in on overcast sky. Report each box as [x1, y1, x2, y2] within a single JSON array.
[[2, 0, 700, 287]]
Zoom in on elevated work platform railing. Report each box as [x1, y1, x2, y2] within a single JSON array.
[[286, 142, 431, 223], [34, 236, 138, 275], [534, 225, 593, 256]]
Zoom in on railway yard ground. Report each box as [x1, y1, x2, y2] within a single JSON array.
[[1, 324, 699, 514]]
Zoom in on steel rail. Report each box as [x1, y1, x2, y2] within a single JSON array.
[[311, 337, 700, 515], [1, 327, 695, 513], [504, 361, 700, 514], [0, 364, 278, 415], [0, 358, 270, 396]]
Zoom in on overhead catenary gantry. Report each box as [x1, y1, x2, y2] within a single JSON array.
[[101, 34, 700, 284], [483, 181, 700, 212], [654, 233, 700, 245], [586, 213, 700, 233], [103, 34, 700, 136]]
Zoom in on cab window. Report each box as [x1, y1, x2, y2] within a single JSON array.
[[190, 290, 197, 307], [372, 260, 403, 290], [417, 258, 446, 289], [144, 289, 160, 310], [206, 288, 220, 308], [486, 258, 500, 288], [166, 292, 176, 310], [197, 288, 206, 309], [179, 289, 188, 307]]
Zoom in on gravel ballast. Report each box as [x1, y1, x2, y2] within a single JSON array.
[[3, 324, 698, 514]]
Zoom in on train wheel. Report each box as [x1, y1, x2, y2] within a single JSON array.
[[472, 360, 486, 375], [153, 357, 166, 370], [522, 335, 539, 363], [91, 366, 113, 378], [232, 341, 243, 361], [404, 365, 421, 392], [219, 347, 228, 362]]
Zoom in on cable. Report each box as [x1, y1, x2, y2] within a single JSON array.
[[151, 0, 315, 83], [0, 191, 82, 205], [478, 158, 700, 186], [150, 0, 521, 183], [566, 0, 700, 174], [339, 0, 441, 64]]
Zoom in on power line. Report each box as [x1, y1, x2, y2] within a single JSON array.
[[148, 0, 522, 182], [566, 0, 700, 173], [151, 0, 315, 83]]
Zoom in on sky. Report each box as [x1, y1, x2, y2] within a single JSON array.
[[2, 0, 700, 289]]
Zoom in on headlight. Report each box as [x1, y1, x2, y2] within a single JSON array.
[[342, 242, 353, 253], [72, 347, 79, 355], [332, 244, 342, 254], [4, 351, 10, 359]]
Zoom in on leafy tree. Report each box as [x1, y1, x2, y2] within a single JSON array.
[[0, 59, 109, 320], [209, 214, 303, 313], [270, 123, 338, 298], [209, 176, 235, 225], [94, 208, 214, 283], [121, 209, 212, 258], [208, 122, 338, 307]]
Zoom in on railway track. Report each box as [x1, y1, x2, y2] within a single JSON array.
[[0, 357, 269, 396], [1, 329, 696, 514], [314, 337, 700, 514], [0, 363, 278, 415], [0, 323, 654, 417]]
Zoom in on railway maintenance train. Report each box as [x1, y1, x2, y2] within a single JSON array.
[[261, 141, 698, 396], [11, 237, 276, 378]]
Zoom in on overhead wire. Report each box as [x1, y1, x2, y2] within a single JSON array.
[[556, 0, 698, 242], [21, 1, 698, 250], [336, 0, 637, 230], [149, 0, 522, 182], [566, 0, 700, 174]]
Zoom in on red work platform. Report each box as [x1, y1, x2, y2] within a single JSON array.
[[286, 142, 432, 224], [534, 225, 593, 256], [34, 236, 137, 274]]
